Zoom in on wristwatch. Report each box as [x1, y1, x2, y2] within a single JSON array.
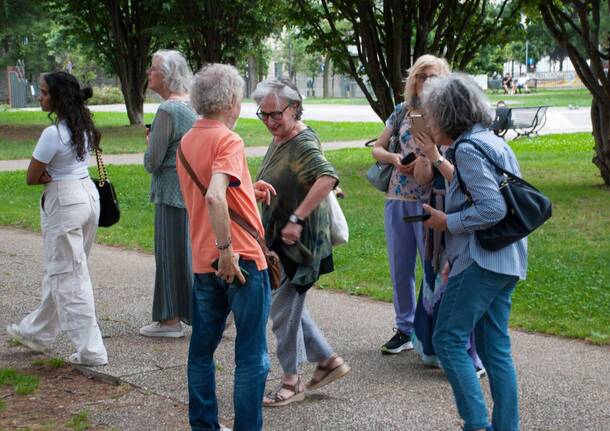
[[288, 214, 305, 226], [432, 156, 445, 168]]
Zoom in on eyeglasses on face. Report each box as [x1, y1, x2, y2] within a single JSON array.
[[256, 103, 291, 121], [416, 73, 438, 82]]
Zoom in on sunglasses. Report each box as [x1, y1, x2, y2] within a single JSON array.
[[256, 103, 291, 121]]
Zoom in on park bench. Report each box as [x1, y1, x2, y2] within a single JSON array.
[[491, 105, 548, 139]]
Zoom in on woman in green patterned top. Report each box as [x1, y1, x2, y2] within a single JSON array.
[[140, 50, 196, 338], [252, 78, 351, 407]]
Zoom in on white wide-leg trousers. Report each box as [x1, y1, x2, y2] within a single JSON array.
[[18, 178, 107, 364]]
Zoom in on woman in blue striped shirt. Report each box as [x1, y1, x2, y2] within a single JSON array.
[[418, 73, 527, 431]]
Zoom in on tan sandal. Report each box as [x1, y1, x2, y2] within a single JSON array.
[[306, 354, 351, 391], [263, 377, 305, 407]]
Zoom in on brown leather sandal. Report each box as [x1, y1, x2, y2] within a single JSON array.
[[306, 354, 351, 391], [263, 377, 305, 407]]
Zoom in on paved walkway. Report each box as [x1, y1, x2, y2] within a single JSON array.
[[0, 140, 364, 172], [1, 226, 609, 430], [87, 102, 593, 130]]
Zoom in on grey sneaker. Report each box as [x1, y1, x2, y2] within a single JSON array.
[[6, 324, 48, 353], [68, 352, 107, 367], [139, 322, 184, 338]]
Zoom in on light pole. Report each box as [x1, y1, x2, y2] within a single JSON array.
[[521, 13, 528, 75], [525, 40, 529, 74]]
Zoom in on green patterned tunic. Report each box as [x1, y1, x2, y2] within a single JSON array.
[[257, 128, 339, 290]]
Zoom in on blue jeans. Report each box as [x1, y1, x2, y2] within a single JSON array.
[[188, 260, 271, 431], [432, 263, 519, 431]]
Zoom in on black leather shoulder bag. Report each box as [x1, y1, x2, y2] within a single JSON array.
[[453, 139, 552, 251]]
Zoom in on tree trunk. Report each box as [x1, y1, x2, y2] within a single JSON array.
[[294, 0, 524, 121], [322, 54, 331, 98], [247, 55, 258, 98], [539, 0, 610, 185], [121, 80, 144, 126], [591, 98, 610, 185]]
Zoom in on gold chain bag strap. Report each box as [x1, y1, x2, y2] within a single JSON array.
[[177, 145, 281, 290], [93, 148, 120, 227]]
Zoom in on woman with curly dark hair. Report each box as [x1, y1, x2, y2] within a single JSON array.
[[6, 71, 108, 367]]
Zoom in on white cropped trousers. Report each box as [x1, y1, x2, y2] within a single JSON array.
[[17, 178, 107, 364]]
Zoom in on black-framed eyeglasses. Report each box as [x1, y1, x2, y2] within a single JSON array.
[[256, 103, 291, 121], [416, 73, 438, 82]]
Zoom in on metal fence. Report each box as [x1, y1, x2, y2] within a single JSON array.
[[7, 61, 39, 108]]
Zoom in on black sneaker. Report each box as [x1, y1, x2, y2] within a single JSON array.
[[381, 329, 413, 354]]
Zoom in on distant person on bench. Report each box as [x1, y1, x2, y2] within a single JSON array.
[[514, 74, 529, 93], [501, 73, 513, 94]]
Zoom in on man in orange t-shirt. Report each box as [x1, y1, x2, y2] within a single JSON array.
[[177, 64, 272, 431]]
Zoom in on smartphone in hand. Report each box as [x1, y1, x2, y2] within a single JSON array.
[[408, 111, 430, 137], [401, 152, 418, 165], [403, 213, 431, 223], [212, 258, 249, 282]]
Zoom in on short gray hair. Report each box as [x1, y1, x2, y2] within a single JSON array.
[[152, 50, 192, 94], [251, 77, 304, 120], [190, 63, 244, 116], [420, 73, 493, 139]]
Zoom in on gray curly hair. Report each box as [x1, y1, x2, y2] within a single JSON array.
[[420, 73, 493, 140], [190, 63, 244, 116], [152, 50, 193, 94], [251, 77, 304, 120]]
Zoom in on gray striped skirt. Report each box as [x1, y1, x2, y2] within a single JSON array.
[[152, 203, 193, 325]]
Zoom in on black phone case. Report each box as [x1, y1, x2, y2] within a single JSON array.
[[211, 259, 250, 279], [403, 213, 431, 223], [401, 153, 417, 165]]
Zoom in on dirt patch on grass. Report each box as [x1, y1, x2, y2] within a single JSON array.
[[1, 363, 125, 430], [0, 361, 191, 430], [0, 126, 45, 141], [0, 125, 144, 142]]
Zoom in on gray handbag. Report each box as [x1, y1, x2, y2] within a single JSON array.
[[366, 104, 407, 192]]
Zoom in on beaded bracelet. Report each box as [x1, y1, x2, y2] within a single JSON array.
[[215, 237, 232, 250]]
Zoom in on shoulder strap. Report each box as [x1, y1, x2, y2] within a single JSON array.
[[453, 138, 520, 203], [454, 138, 517, 177], [394, 103, 408, 132], [177, 144, 271, 253]]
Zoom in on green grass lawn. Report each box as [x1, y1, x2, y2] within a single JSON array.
[[0, 111, 382, 160], [0, 132, 608, 344], [487, 88, 591, 108], [259, 88, 592, 108]]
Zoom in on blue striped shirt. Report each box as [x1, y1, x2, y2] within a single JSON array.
[[445, 125, 528, 280]]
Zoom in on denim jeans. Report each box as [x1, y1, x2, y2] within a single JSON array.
[[188, 260, 271, 431], [432, 263, 519, 431]]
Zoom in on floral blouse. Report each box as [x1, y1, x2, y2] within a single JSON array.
[[384, 102, 431, 202]]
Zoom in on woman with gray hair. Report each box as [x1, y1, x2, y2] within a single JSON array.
[[140, 49, 196, 338], [251, 77, 350, 407], [178, 63, 271, 431], [419, 73, 527, 431]]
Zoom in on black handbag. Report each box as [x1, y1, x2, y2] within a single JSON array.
[[366, 104, 408, 192], [453, 139, 552, 251], [93, 149, 120, 228]]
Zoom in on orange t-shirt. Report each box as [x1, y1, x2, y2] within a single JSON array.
[[177, 118, 267, 274]]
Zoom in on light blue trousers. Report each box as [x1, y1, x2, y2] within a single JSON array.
[[384, 199, 425, 335]]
